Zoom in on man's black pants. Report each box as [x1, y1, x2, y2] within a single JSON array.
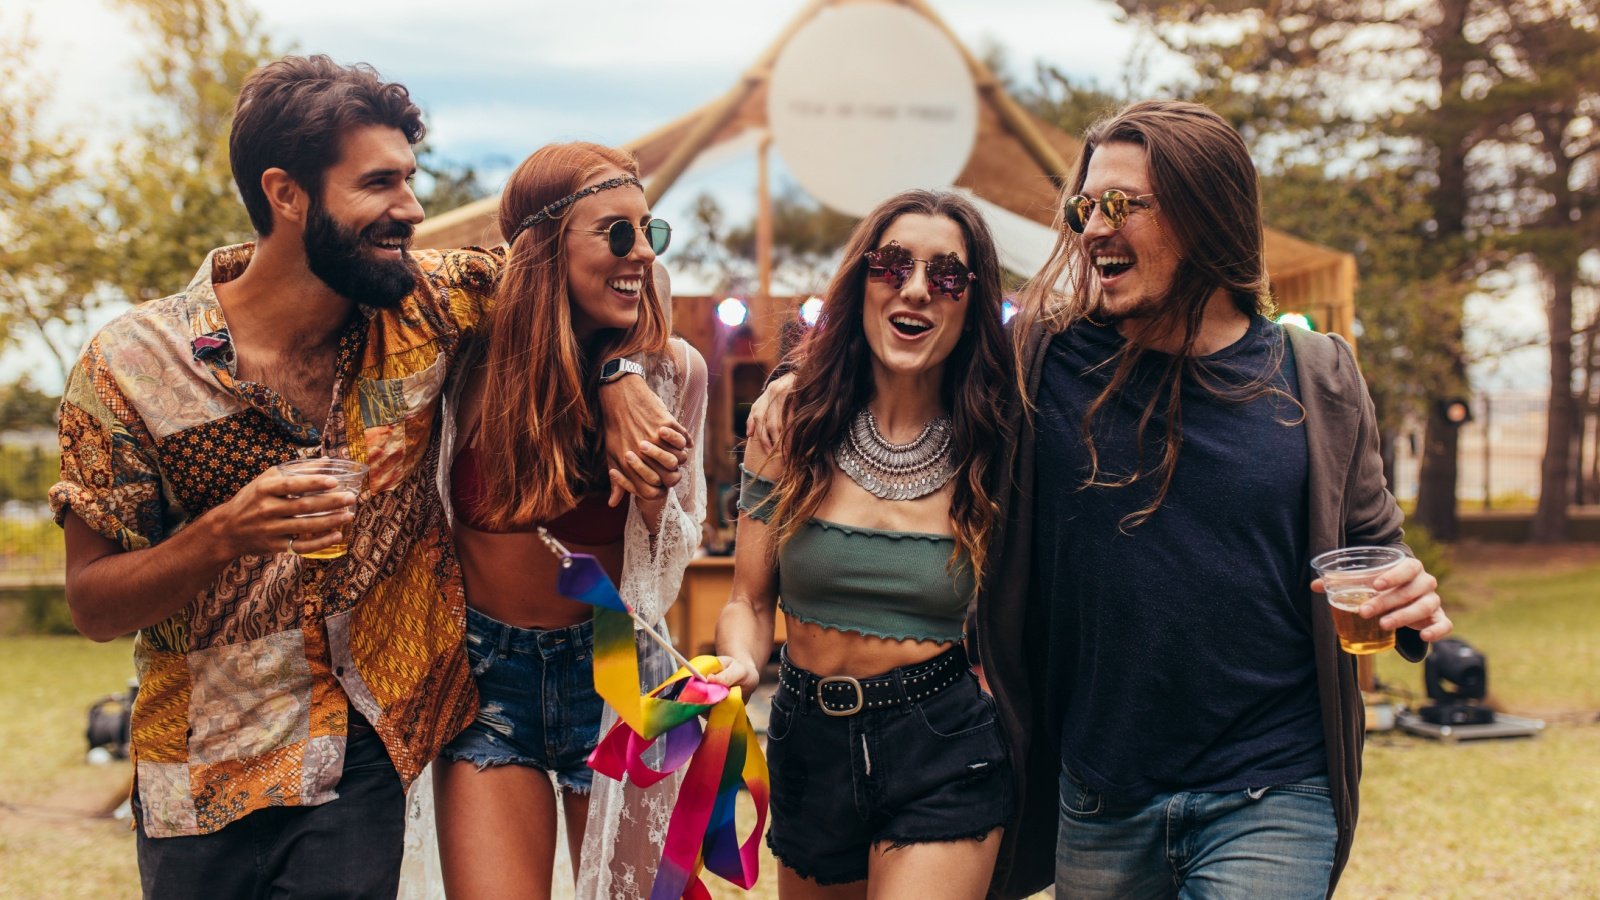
[[135, 725, 405, 899]]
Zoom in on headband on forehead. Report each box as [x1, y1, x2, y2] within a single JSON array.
[[507, 175, 644, 244]]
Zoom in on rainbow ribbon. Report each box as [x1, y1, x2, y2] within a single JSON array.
[[553, 550, 769, 900]]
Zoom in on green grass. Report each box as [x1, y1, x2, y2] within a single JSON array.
[[0, 636, 139, 900], [1373, 559, 1600, 715], [2, 553, 1596, 898], [1351, 555, 1600, 898], [1345, 726, 1600, 897]]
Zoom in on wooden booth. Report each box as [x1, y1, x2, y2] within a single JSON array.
[[414, 0, 1360, 659]]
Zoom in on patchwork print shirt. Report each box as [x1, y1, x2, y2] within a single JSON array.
[[51, 243, 502, 837]]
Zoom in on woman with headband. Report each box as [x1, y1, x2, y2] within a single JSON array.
[[427, 142, 707, 899], [711, 189, 1017, 898]]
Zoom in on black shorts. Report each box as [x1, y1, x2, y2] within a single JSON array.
[[764, 645, 1014, 886]]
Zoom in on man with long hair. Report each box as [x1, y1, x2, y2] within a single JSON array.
[[51, 56, 684, 897], [980, 100, 1453, 898]]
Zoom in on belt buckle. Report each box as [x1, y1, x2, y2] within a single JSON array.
[[817, 675, 865, 717]]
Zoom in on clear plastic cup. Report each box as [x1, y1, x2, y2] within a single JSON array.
[[1309, 546, 1407, 655], [276, 457, 368, 559]]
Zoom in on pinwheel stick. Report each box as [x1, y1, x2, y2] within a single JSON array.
[[536, 527, 708, 681]]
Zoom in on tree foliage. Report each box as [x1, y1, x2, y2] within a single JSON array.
[[0, 32, 117, 382], [1104, 0, 1598, 541], [678, 186, 857, 296], [415, 143, 496, 217], [105, 0, 278, 303], [0, 376, 60, 432]]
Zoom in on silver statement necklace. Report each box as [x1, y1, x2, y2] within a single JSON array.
[[835, 408, 956, 501]]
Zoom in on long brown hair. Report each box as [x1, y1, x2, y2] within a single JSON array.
[[1013, 100, 1294, 530], [768, 190, 1015, 589], [473, 142, 670, 529]]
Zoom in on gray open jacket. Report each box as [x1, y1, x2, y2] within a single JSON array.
[[977, 320, 1428, 899]]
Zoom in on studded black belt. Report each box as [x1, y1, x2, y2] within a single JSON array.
[[777, 644, 970, 717]]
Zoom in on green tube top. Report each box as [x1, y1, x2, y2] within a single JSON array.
[[738, 467, 971, 643]]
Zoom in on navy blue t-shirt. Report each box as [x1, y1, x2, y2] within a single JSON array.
[[1034, 314, 1325, 800]]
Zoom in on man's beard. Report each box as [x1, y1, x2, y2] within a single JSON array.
[[303, 198, 418, 309], [1091, 288, 1164, 324]]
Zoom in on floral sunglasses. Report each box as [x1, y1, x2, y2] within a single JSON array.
[[862, 241, 976, 301]]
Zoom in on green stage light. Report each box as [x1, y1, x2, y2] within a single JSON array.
[[1276, 311, 1316, 331]]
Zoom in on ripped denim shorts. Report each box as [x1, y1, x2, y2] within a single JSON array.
[[438, 606, 603, 793]]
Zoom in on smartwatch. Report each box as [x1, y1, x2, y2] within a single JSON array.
[[599, 357, 646, 384]]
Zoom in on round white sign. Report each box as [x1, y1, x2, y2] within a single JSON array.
[[766, 5, 979, 217]]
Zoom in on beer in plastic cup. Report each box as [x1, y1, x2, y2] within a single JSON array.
[[1309, 546, 1407, 655], [275, 457, 368, 559]]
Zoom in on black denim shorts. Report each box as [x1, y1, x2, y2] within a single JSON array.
[[764, 645, 1014, 886]]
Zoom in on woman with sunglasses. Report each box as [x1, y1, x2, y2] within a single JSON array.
[[426, 142, 706, 899], [711, 189, 1016, 898]]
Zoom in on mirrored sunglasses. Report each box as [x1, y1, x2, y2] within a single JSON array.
[[1063, 189, 1157, 233], [862, 241, 976, 301], [576, 219, 673, 257]]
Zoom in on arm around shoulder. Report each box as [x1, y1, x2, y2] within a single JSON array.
[[710, 439, 783, 694]]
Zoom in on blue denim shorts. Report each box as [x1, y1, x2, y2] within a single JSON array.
[[439, 607, 602, 793]]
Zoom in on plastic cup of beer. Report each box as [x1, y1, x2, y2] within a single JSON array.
[[1309, 546, 1407, 655], [276, 457, 368, 559]]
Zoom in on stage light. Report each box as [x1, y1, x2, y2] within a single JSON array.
[[1276, 311, 1315, 331], [1001, 299, 1018, 324], [1420, 638, 1495, 726], [717, 297, 749, 328], [799, 296, 823, 326], [1436, 397, 1474, 425]]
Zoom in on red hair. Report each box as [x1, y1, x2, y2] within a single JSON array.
[[473, 142, 670, 529]]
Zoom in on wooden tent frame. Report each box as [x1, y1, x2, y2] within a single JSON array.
[[411, 0, 1360, 659], [414, 0, 1356, 339]]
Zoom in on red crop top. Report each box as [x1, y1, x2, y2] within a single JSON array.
[[451, 436, 628, 545]]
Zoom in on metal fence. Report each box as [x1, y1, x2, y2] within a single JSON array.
[[1389, 391, 1552, 509], [0, 429, 63, 586]]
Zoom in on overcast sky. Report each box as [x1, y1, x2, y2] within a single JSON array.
[[13, 0, 1151, 167], [1, 0, 1549, 391]]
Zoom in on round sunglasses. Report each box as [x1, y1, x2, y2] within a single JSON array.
[[862, 241, 976, 301], [574, 218, 672, 257], [1063, 189, 1157, 233]]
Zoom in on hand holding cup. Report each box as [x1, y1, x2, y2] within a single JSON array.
[[1310, 546, 1407, 655], [274, 458, 368, 559]]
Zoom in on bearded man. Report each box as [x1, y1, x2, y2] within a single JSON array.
[[51, 55, 684, 898]]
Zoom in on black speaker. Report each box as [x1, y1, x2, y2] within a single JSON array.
[[1419, 638, 1494, 726], [86, 681, 137, 759]]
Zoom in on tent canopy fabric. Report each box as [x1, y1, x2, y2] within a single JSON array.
[[413, 0, 1355, 337]]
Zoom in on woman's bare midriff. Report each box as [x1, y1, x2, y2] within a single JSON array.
[[454, 522, 625, 630], [779, 615, 956, 678]]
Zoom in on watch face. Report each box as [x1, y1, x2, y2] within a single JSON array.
[[601, 359, 622, 378]]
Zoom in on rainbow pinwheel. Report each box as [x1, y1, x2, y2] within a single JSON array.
[[539, 529, 769, 900]]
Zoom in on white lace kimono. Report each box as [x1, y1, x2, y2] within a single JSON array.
[[399, 338, 708, 899]]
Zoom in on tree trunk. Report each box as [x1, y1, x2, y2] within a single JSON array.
[[1532, 266, 1575, 542], [1582, 318, 1599, 505], [1411, 0, 1473, 543], [1414, 408, 1462, 540]]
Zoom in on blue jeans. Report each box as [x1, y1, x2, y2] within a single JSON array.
[[1055, 766, 1337, 899]]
